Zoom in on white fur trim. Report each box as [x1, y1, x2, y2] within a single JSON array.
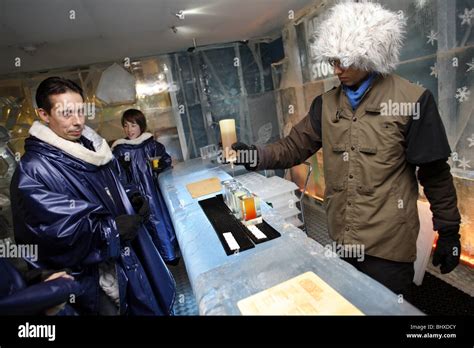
[[28, 121, 114, 166], [311, 1, 406, 74], [110, 132, 153, 149], [99, 261, 120, 308]]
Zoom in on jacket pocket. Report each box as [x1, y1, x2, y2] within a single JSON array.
[[332, 143, 347, 153], [357, 145, 377, 195], [332, 109, 353, 123], [328, 144, 348, 189], [359, 146, 377, 155], [365, 104, 381, 115]]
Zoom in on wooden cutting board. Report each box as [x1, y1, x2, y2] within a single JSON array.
[[186, 177, 222, 199], [237, 271, 364, 315]]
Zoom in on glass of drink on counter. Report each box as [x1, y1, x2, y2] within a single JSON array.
[[219, 119, 237, 163], [239, 193, 262, 223], [230, 185, 248, 219], [221, 179, 235, 207], [149, 156, 161, 170]]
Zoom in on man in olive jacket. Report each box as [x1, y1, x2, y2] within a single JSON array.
[[233, 1, 461, 299]]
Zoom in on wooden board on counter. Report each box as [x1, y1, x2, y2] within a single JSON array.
[[237, 271, 364, 315], [186, 177, 222, 199]]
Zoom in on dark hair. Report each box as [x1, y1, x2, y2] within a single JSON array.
[[35, 76, 84, 113], [121, 109, 147, 133]]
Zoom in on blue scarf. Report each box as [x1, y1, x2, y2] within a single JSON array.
[[343, 73, 376, 110]]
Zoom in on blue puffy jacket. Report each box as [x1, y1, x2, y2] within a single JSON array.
[[10, 122, 175, 315], [112, 134, 179, 262]]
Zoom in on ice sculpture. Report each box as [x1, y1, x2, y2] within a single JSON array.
[[96, 63, 136, 105]]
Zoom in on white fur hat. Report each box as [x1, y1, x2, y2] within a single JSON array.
[[311, 1, 406, 74]]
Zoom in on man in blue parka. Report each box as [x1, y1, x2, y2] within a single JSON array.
[[10, 77, 175, 315], [111, 109, 179, 265]]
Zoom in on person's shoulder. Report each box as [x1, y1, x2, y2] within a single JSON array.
[[388, 73, 427, 98], [20, 139, 46, 165], [151, 139, 166, 151], [318, 84, 343, 107], [110, 138, 127, 151], [309, 85, 340, 113], [15, 149, 49, 182], [321, 84, 341, 98]]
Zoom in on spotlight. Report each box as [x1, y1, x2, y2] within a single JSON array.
[[175, 10, 185, 20]]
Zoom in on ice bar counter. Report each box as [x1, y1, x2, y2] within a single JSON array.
[[158, 158, 423, 315]]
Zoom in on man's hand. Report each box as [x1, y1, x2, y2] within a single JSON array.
[[44, 271, 74, 282], [24, 268, 73, 285], [231, 142, 259, 170], [43, 272, 74, 316], [115, 214, 142, 242], [432, 226, 461, 274]]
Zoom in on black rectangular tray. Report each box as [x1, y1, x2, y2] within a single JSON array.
[[198, 194, 281, 255]]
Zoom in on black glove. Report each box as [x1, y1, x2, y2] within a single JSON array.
[[115, 214, 142, 242], [130, 194, 150, 219], [432, 226, 461, 274], [231, 142, 259, 171]]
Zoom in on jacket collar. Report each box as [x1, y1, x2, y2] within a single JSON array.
[[110, 132, 153, 149], [28, 121, 114, 166], [337, 73, 384, 113], [342, 73, 377, 110]]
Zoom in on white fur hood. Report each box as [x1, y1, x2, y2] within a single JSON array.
[[110, 132, 153, 149], [29, 121, 114, 166], [311, 1, 406, 74]]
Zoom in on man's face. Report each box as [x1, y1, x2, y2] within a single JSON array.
[[37, 91, 86, 142], [123, 121, 141, 140], [330, 59, 369, 87]]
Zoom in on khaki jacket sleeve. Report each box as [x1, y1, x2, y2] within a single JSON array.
[[256, 96, 322, 170]]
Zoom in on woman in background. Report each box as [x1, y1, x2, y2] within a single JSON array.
[[112, 109, 180, 265]]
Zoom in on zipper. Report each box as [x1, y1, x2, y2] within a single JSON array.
[[104, 186, 116, 206]]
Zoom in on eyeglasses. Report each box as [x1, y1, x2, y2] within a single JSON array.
[[328, 58, 348, 70]]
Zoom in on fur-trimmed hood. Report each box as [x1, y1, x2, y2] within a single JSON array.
[[28, 121, 114, 166], [311, 1, 406, 74], [110, 132, 154, 150]]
